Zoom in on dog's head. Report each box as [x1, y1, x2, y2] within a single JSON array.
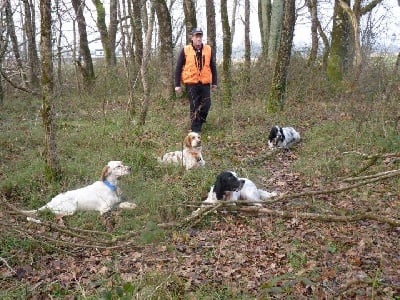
[[213, 171, 245, 200], [101, 161, 131, 181], [184, 132, 202, 149], [268, 126, 284, 148]]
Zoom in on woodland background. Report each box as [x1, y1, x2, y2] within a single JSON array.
[[1, 0, 400, 298]]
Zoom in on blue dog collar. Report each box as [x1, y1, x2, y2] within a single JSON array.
[[103, 180, 117, 192]]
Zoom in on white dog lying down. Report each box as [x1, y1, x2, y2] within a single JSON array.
[[22, 161, 136, 217], [158, 131, 205, 170], [268, 125, 301, 149], [204, 171, 278, 206]]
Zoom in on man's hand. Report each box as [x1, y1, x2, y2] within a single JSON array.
[[175, 86, 182, 95], [211, 85, 217, 91]]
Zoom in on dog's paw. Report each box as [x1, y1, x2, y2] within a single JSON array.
[[118, 202, 137, 210]]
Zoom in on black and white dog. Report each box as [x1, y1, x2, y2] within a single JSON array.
[[204, 171, 278, 205], [268, 126, 301, 149]]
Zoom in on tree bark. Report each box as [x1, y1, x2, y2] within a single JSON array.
[[244, 0, 251, 84], [258, 0, 271, 62], [5, 0, 27, 87], [183, 0, 196, 44], [92, 0, 117, 67], [205, 0, 216, 62], [267, 0, 295, 112], [22, 0, 40, 88], [139, 1, 155, 125], [71, 0, 95, 89], [40, 0, 60, 180], [221, 0, 232, 106], [267, 0, 284, 62], [154, 0, 174, 99], [327, 0, 351, 82]]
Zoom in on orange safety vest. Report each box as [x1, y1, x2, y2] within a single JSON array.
[[181, 44, 212, 85]]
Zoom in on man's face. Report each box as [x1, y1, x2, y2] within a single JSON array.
[[191, 33, 203, 48]]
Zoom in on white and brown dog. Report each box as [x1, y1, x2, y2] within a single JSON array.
[[204, 171, 278, 205], [22, 161, 135, 217], [268, 125, 301, 150], [158, 132, 205, 170]]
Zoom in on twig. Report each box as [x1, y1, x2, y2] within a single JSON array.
[[264, 169, 400, 203], [239, 207, 400, 227], [342, 169, 400, 182], [0, 256, 17, 275]]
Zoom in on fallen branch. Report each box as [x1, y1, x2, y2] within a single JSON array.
[[239, 207, 400, 227], [265, 168, 400, 203]]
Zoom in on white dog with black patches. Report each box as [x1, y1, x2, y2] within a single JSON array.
[[204, 171, 278, 205], [23, 161, 135, 218], [268, 126, 301, 149], [158, 131, 205, 170]]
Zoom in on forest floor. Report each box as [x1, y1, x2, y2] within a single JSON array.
[[1, 84, 400, 299]]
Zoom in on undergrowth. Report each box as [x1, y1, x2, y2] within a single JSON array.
[[1, 56, 399, 298]]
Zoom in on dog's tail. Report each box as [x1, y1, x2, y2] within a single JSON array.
[[258, 189, 278, 200], [19, 209, 43, 223], [20, 209, 39, 216]]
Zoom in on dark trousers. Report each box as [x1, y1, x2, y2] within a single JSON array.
[[186, 84, 211, 133]]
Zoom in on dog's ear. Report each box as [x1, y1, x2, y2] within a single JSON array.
[[184, 134, 192, 148], [268, 127, 277, 140], [100, 166, 110, 181], [213, 174, 225, 200]]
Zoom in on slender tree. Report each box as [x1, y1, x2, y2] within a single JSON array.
[[327, 0, 351, 82], [40, 0, 60, 180], [5, 0, 27, 86], [0, 1, 8, 105], [92, 0, 118, 67], [258, 0, 272, 61], [221, 0, 232, 106], [154, 0, 174, 99], [205, 0, 216, 62], [139, 0, 155, 125], [268, 0, 284, 62], [244, 0, 251, 84], [183, 0, 196, 44], [306, 0, 318, 66], [22, 0, 40, 88], [71, 0, 95, 89], [131, 0, 143, 78], [267, 0, 295, 112]]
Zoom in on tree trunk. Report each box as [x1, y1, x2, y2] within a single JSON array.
[[92, 0, 117, 67], [267, 0, 295, 112], [327, 0, 351, 82], [131, 0, 143, 82], [267, 0, 284, 62], [221, 0, 232, 106], [40, 0, 60, 180], [72, 0, 96, 89], [139, 1, 155, 125], [230, 0, 238, 45], [183, 0, 196, 44], [205, 0, 216, 62], [258, 0, 271, 62], [244, 0, 251, 84], [22, 0, 40, 88], [0, 2, 7, 105], [154, 0, 174, 100], [306, 0, 318, 66], [5, 0, 27, 87]]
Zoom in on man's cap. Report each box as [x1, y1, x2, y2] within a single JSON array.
[[191, 28, 203, 35]]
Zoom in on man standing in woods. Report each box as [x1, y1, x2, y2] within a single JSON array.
[[175, 28, 218, 133]]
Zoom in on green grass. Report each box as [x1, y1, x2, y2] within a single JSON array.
[[1, 57, 399, 298]]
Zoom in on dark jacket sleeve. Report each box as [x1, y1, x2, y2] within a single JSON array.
[[210, 48, 217, 86], [174, 48, 185, 87]]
